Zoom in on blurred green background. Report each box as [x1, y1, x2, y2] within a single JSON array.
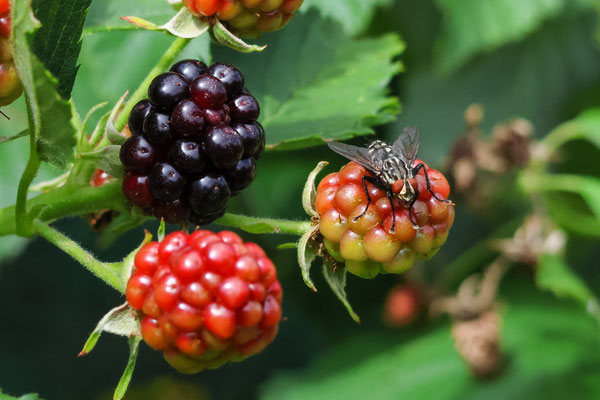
[[1, 0, 600, 399]]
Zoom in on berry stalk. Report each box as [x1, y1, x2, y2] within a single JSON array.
[[0, 180, 128, 236], [216, 213, 312, 236], [14, 135, 40, 237], [113, 37, 191, 132], [0, 179, 312, 237], [32, 219, 125, 293]]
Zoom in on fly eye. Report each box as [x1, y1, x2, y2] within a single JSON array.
[[408, 178, 418, 191], [392, 180, 404, 194]]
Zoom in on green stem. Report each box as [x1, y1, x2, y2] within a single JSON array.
[[539, 121, 581, 156], [33, 219, 125, 293], [438, 216, 522, 288], [0, 181, 127, 237], [1, 179, 312, 239], [520, 171, 594, 194], [114, 37, 191, 132], [216, 213, 312, 236], [15, 133, 41, 237]]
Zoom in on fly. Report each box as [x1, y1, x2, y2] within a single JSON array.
[[327, 126, 451, 232]]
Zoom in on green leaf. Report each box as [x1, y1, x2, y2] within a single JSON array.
[[84, 0, 174, 35], [522, 173, 600, 236], [567, 108, 600, 150], [113, 336, 142, 400], [12, 0, 79, 168], [260, 286, 600, 400], [31, 0, 93, 98], [302, 0, 394, 35], [0, 390, 44, 400], [213, 12, 403, 151], [435, 0, 566, 73], [79, 303, 140, 357], [537, 253, 593, 305], [322, 262, 360, 323]]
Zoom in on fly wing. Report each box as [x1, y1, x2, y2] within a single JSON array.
[[392, 126, 421, 167], [327, 141, 380, 173]]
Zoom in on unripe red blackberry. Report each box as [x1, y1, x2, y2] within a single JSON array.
[[120, 60, 265, 225], [0, 10, 9, 39], [316, 161, 454, 278], [90, 169, 111, 188], [383, 285, 420, 326], [126, 230, 282, 373], [182, 0, 303, 38], [0, 2, 21, 107], [0, 61, 22, 106]]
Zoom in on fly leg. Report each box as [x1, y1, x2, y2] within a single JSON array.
[[412, 163, 452, 203], [386, 191, 397, 233], [354, 175, 384, 221], [407, 192, 419, 229]]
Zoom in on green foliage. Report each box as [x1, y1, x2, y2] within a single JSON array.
[[303, 0, 395, 35], [387, 4, 600, 162], [435, 0, 566, 73], [0, 391, 44, 400], [260, 287, 600, 400], [32, 0, 92, 98], [537, 253, 592, 305], [214, 13, 403, 150], [84, 0, 174, 34], [523, 173, 600, 237]]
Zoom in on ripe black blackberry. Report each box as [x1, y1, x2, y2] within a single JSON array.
[[120, 60, 265, 225]]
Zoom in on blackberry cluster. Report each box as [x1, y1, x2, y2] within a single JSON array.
[[120, 59, 265, 225], [183, 0, 303, 38], [316, 161, 454, 279], [0, 0, 22, 107], [126, 230, 282, 373]]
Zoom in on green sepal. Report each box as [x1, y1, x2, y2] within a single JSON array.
[[322, 260, 361, 323], [211, 20, 266, 53], [78, 303, 141, 357]]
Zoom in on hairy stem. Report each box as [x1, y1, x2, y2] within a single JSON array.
[[33, 220, 125, 293], [15, 132, 41, 237], [0, 181, 127, 237], [114, 37, 191, 132], [216, 213, 312, 236]]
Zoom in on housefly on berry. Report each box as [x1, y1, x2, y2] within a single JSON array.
[[327, 126, 451, 232]]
